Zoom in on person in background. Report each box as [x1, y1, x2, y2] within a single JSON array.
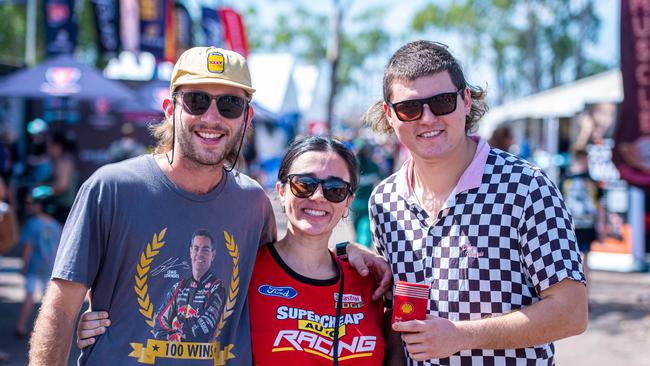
[[24, 119, 52, 186], [366, 40, 587, 365], [15, 186, 62, 339], [351, 139, 383, 248], [0, 128, 18, 184], [46, 131, 79, 224], [15, 119, 51, 221], [561, 149, 603, 279], [0, 175, 14, 363], [487, 124, 514, 152], [108, 122, 146, 162]]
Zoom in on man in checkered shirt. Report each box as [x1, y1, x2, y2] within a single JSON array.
[[366, 41, 587, 365]]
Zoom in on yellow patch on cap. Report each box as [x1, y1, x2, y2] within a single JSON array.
[[207, 52, 225, 73]]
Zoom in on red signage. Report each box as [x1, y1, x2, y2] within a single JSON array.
[[218, 7, 249, 58], [614, 0, 650, 190]]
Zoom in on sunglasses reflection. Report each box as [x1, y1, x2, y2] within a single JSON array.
[[389, 88, 463, 121], [176, 91, 247, 118], [286, 174, 352, 203]]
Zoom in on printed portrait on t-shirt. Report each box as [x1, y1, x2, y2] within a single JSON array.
[[152, 229, 226, 343], [127, 227, 241, 365]]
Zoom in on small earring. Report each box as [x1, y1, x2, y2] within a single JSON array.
[[342, 209, 349, 219], [282, 205, 286, 213]]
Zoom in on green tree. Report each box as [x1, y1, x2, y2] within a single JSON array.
[[0, 0, 101, 67], [0, 2, 28, 66], [244, 1, 390, 131], [411, 0, 609, 103]]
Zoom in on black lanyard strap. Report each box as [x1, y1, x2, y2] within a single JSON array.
[[332, 261, 345, 365]]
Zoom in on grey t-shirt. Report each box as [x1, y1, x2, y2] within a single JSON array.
[[52, 155, 277, 365]]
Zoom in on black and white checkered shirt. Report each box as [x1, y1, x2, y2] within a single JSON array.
[[370, 139, 585, 366]]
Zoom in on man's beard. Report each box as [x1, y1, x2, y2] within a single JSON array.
[[176, 122, 244, 168]]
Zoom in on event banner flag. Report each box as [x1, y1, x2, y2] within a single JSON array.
[[139, 0, 166, 59], [201, 7, 223, 49], [174, 3, 193, 57], [163, 0, 176, 61], [614, 0, 650, 190], [44, 0, 77, 56], [120, 0, 140, 53], [218, 7, 248, 58], [92, 0, 121, 59]]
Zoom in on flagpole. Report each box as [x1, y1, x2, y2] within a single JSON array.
[[25, 0, 37, 66]]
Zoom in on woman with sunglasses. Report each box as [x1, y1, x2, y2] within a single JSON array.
[[247, 136, 385, 365], [75, 136, 387, 365]]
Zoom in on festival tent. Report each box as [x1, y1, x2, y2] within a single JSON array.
[[478, 69, 623, 136], [0, 54, 135, 101], [116, 79, 169, 113]]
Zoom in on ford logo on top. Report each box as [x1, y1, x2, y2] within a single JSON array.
[[258, 285, 298, 299]]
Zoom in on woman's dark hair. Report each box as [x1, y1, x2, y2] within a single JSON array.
[[278, 136, 359, 193]]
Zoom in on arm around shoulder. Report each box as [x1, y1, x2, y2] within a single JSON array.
[[29, 278, 88, 366]]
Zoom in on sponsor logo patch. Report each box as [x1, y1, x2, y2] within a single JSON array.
[[207, 52, 224, 73], [259, 285, 298, 299], [400, 302, 414, 314], [334, 293, 365, 308]]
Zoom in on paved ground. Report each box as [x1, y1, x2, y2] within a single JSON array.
[[1, 190, 648, 365], [554, 270, 650, 365]]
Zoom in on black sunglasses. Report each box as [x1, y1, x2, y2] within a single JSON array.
[[174, 91, 247, 118], [284, 174, 352, 203], [387, 88, 464, 122]]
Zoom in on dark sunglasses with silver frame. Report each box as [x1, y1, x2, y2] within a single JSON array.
[[173, 91, 248, 118], [284, 174, 352, 203], [387, 88, 464, 122]]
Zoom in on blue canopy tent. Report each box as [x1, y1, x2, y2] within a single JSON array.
[[116, 79, 168, 113], [0, 55, 138, 186], [0, 54, 135, 100]]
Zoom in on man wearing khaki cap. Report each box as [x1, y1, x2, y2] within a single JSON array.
[[28, 47, 276, 366]]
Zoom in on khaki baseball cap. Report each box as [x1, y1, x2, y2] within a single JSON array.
[[169, 47, 255, 98]]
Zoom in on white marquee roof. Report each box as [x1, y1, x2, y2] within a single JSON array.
[[479, 69, 623, 136]]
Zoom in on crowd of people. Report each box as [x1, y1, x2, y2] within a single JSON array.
[[0, 41, 592, 365]]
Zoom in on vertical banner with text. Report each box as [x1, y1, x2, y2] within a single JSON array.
[[201, 7, 223, 48], [614, 0, 650, 190], [92, 0, 121, 60], [139, 0, 166, 60], [44, 0, 77, 56], [163, 0, 176, 61], [218, 7, 248, 58], [174, 3, 193, 58], [121, 0, 140, 53]]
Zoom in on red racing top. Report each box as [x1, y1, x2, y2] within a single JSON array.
[[249, 244, 385, 365]]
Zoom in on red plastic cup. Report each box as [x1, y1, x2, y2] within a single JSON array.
[[392, 281, 429, 323]]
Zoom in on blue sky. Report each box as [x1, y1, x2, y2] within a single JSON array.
[[235, 0, 619, 65], [233, 0, 620, 114]]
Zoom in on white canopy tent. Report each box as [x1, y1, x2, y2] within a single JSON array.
[[478, 69, 623, 137], [478, 69, 647, 272]]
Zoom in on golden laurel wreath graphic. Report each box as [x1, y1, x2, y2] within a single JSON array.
[[134, 228, 167, 328], [216, 230, 239, 338]]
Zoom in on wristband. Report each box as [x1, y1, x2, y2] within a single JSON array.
[[335, 241, 350, 261]]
